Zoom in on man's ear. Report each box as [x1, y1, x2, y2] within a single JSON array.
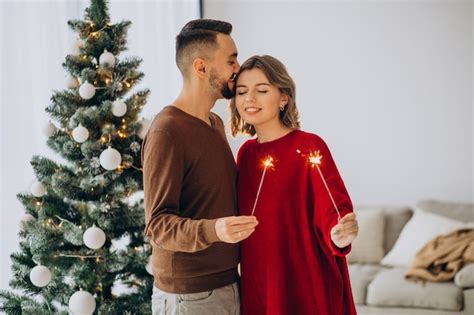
[[193, 58, 207, 78]]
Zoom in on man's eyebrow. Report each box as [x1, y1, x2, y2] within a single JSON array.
[[228, 52, 238, 58]]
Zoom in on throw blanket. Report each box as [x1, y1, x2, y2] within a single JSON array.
[[405, 228, 474, 282]]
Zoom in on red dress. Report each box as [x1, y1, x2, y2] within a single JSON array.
[[237, 130, 357, 315]]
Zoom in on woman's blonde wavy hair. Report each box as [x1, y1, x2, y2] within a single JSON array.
[[230, 55, 300, 137]]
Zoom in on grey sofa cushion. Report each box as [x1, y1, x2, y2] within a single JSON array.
[[417, 200, 474, 222], [367, 268, 463, 311], [348, 209, 385, 264], [348, 264, 384, 304], [455, 263, 474, 288], [381, 207, 413, 253]]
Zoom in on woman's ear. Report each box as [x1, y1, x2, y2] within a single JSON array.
[[281, 93, 289, 106], [193, 58, 207, 78]]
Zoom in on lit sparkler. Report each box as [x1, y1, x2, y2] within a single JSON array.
[[251, 157, 274, 216], [297, 149, 342, 221]]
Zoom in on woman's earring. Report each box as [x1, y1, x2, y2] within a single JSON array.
[[280, 103, 286, 111]]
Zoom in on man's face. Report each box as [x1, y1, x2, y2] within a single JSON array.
[[208, 34, 240, 99]]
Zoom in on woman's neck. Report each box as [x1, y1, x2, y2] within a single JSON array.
[[255, 121, 293, 143]]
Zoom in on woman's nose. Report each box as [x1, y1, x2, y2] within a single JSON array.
[[245, 93, 255, 102]]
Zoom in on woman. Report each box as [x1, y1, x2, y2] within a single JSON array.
[[231, 55, 358, 315]]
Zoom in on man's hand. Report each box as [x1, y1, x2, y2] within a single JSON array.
[[330, 213, 358, 249], [215, 216, 258, 243]]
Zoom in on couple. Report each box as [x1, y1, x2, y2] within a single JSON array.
[[142, 19, 359, 315]]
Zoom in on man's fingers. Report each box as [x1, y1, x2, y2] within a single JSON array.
[[236, 228, 256, 242], [230, 222, 259, 232], [228, 215, 258, 226]]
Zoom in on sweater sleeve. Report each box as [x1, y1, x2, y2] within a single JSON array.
[[142, 130, 220, 253], [309, 136, 353, 256]]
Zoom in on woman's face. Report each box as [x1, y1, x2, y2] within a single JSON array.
[[235, 68, 285, 129]]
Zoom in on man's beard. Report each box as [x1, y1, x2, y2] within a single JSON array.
[[209, 69, 234, 99]]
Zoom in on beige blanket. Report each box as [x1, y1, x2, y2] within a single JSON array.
[[405, 228, 474, 282]]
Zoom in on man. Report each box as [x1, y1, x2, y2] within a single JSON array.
[[142, 19, 258, 315]]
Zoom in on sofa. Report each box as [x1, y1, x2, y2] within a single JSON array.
[[348, 200, 474, 315]]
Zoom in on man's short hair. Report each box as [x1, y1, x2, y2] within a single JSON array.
[[176, 19, 232, 76]]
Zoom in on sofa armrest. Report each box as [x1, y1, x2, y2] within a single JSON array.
[[455, 264, 474, 288]]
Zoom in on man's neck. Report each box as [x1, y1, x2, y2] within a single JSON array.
[[172, 85, 217, 126]]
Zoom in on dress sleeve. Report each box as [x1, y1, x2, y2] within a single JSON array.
[[142, 130, 220, 253], [309, 136, 353, 256]]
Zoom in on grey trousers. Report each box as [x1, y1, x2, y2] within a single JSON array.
[[152, 282, 240, 315]]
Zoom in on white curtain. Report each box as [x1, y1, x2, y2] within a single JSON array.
[[0, 0, 200, 291]]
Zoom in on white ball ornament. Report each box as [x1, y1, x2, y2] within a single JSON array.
[[112, 99, 127, 117], [83, 226, 106, 250], [30, 181, 46, 197], [146, 256, 153, 275], [30, 265, 52, 287], [68, 290, 96, 315], [66, 74, 80, 89], [79, 81, 95, 100], [99, 49, 115, 68], [20, 213, 35, 230], [139, 118, 151, 139], [72, 125, 89, 143], [21, 213, 35, 223], [99, 147, 122, 170], [43, 121, 57, 137], [70, 38, 84, 56]]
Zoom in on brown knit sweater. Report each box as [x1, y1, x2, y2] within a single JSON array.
[[142, 106, 239, 293]]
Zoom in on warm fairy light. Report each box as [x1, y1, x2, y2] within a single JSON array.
[[36, 201, 41, 206], [105, 78, 110, 85], [121, 119, 126, 123]]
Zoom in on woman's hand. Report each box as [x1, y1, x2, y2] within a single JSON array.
[[215, 216, 259, 243], [330, 213, 358, 249]]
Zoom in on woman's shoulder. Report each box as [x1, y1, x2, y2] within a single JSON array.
[[239, 138, 257, 152], [294, 130, 328, 148], [236, 138, 257, 165]]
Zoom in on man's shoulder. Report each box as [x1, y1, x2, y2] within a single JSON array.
[[149, 106, 184, 134]]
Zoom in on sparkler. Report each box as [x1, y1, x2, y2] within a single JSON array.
[[297, 149, 342, 221], [251, 157, 274, 216]]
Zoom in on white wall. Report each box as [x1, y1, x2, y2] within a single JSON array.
[[206, 0, 473, 206]]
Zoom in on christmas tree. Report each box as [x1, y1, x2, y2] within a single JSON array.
[[0, 0, 153, 314]]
